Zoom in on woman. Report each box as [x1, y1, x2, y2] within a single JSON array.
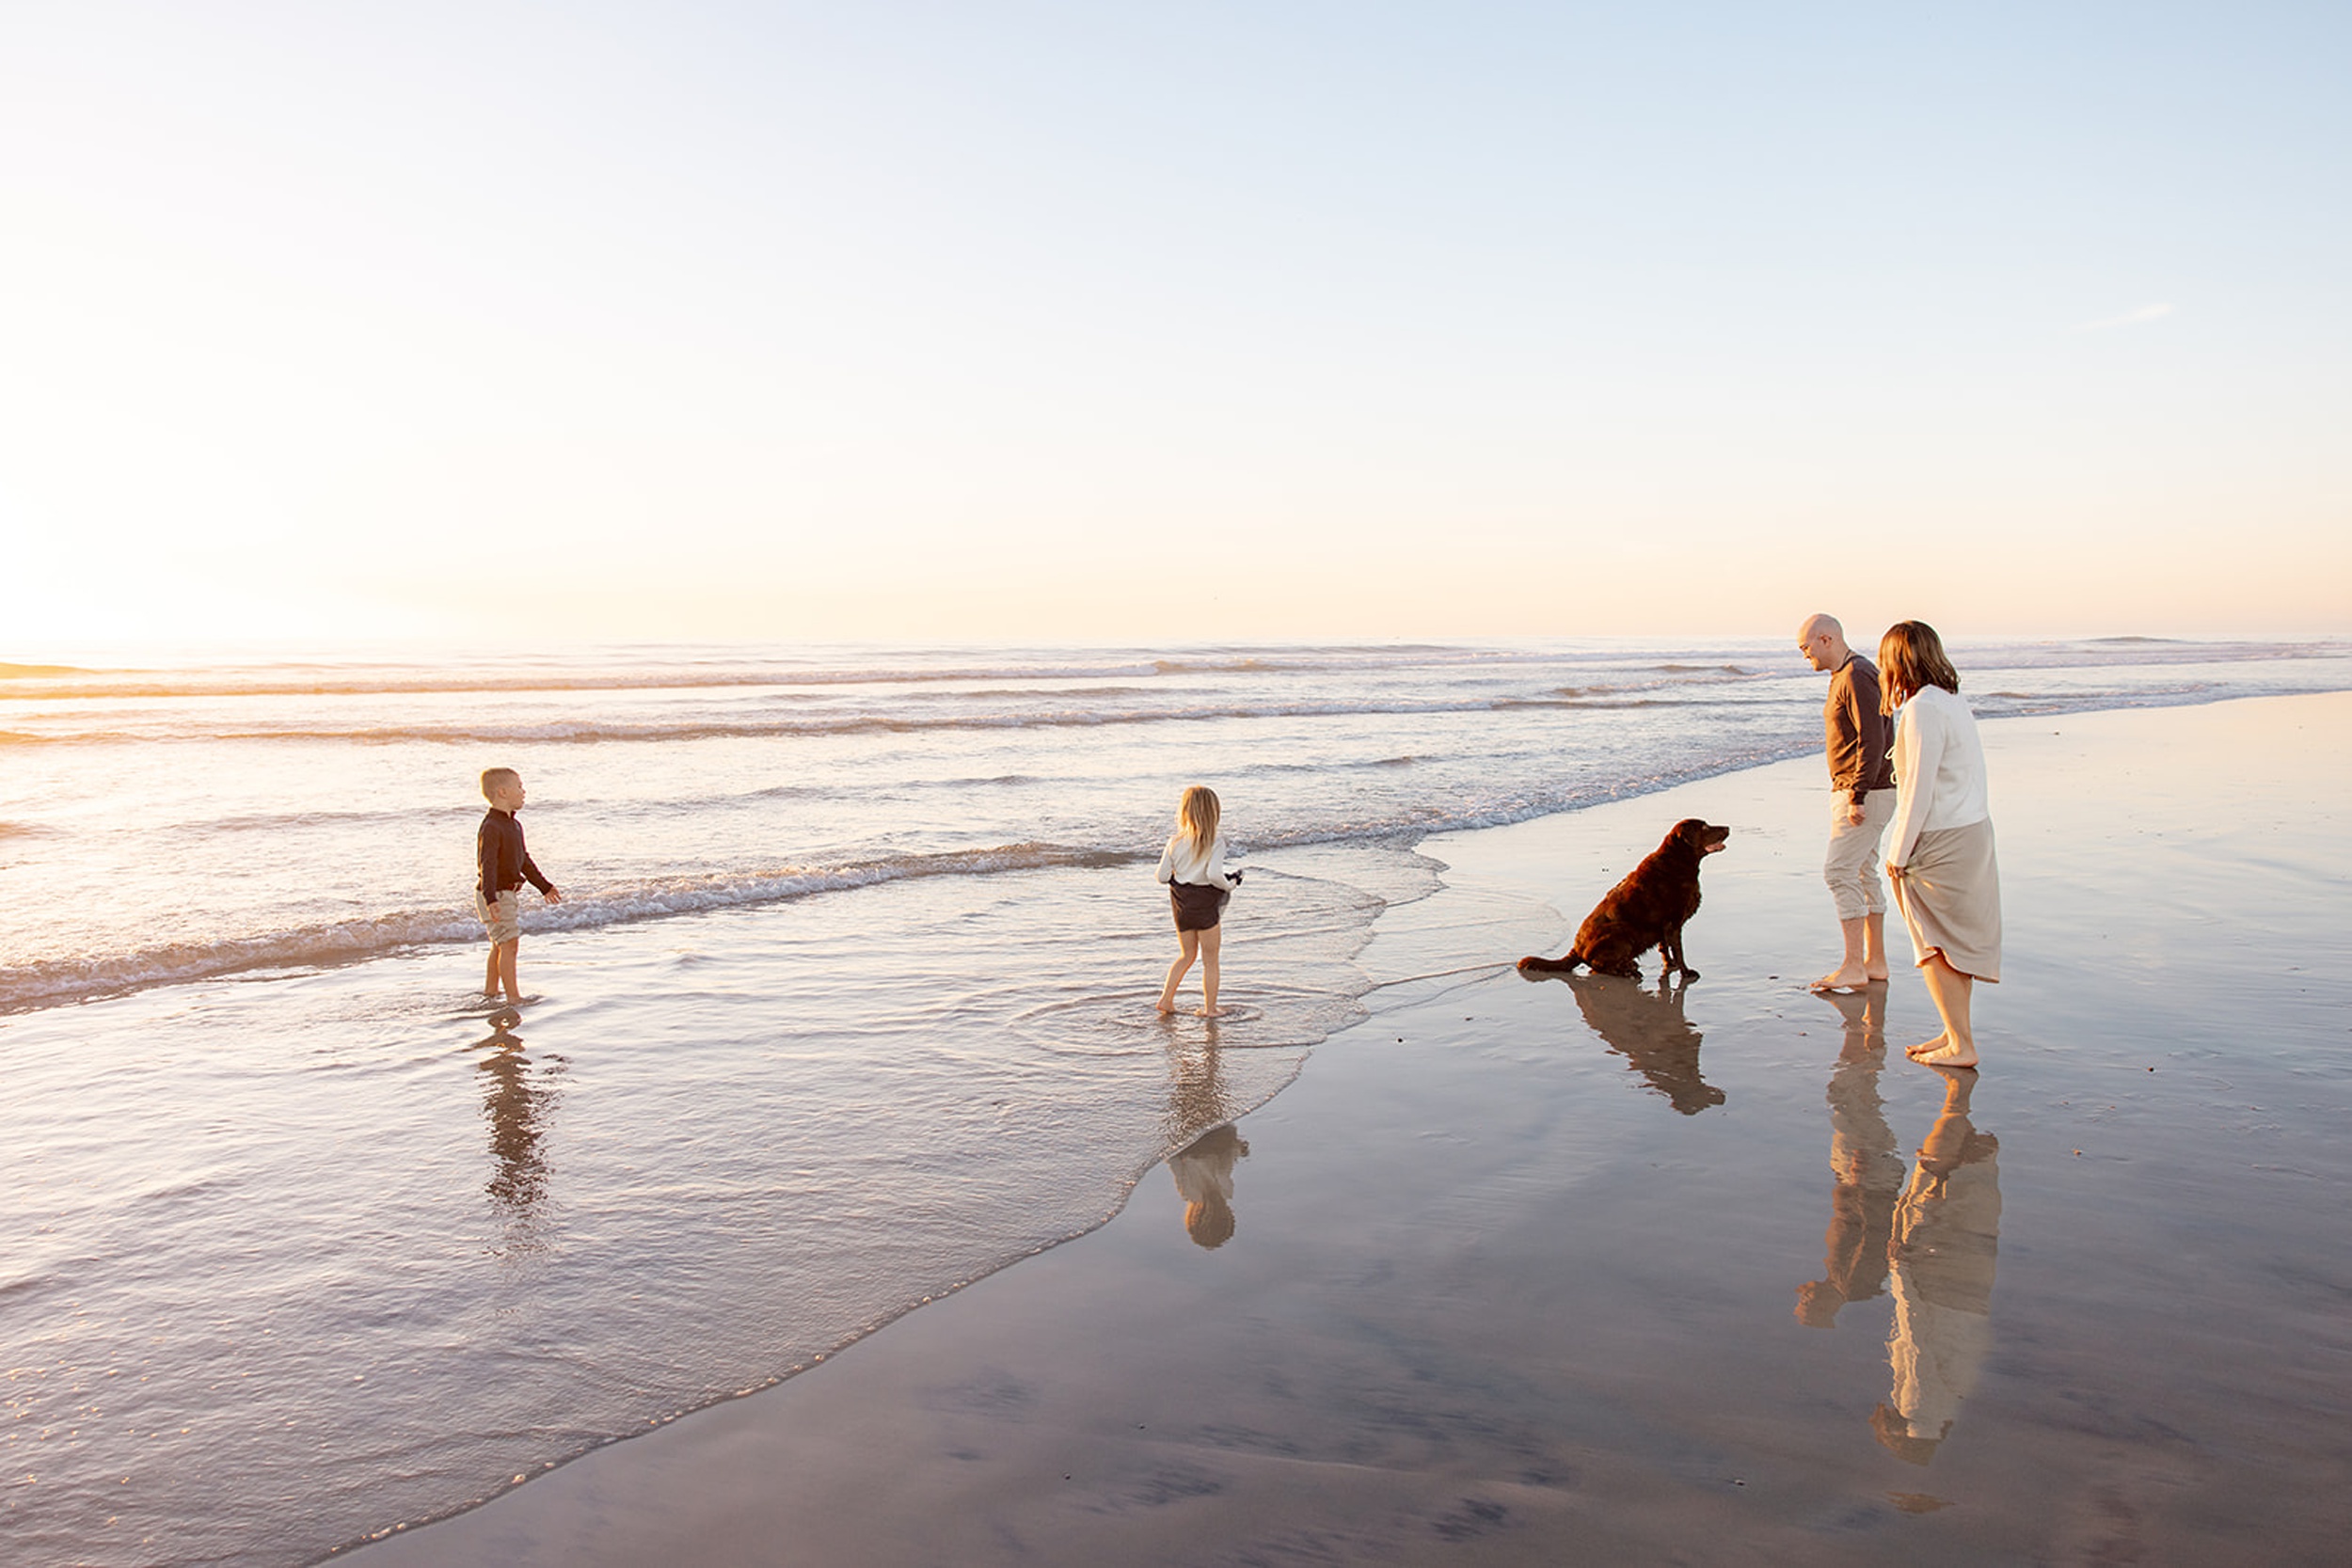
[[1880, 622, 2000, 1069]]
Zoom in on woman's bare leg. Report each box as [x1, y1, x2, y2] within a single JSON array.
[[1198, 925, 1225, 1016], [1159, 929, 1200, 1013], [1908, 952, 1979, 1068]]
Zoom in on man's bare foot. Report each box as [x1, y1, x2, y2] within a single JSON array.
[[1904, 1033, 1950, 1060], [1913, 1039, 1979, 1069], [1811, 965, 1871, 993]]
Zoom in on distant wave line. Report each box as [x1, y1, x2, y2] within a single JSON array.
[[0, 693, 1761, 747], [0, 647, 1598, 701]]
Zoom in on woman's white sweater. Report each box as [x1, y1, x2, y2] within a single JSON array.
[[1888, 685, 1991, 869]]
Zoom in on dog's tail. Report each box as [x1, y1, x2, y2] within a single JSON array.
[[1517, 950, 1583, 974]]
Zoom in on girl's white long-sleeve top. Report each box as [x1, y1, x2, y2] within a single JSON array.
[[1886, 685, 1991, 870], [1156, 832, 1238, 889]]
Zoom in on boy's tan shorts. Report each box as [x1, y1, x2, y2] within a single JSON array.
[[476, 889, 520, 944]]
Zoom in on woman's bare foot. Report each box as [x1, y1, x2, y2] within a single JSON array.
[[1913, 1038, 1979, 1069], [1904, 1032, 1951, 1060]]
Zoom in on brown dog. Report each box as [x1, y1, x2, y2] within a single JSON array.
[[1518, 818, 1731, 981]]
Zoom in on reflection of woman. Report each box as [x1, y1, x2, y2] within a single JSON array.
[[1167, 1123, 1249, 1249], [1880, 621, 2001, 1069], [1875, 1071, 2000, 1464]]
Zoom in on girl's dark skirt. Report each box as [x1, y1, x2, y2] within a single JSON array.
[[1168, 880, 1230, 932]]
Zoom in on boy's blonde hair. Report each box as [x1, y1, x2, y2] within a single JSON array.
[[1177, 785, 1221, 849], [1878, 621, 1962, 714], [481, 767, 522, 801]]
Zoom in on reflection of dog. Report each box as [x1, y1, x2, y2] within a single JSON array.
[[1524, 971, 1724, 1115], [1518, 819, 1731, 980]]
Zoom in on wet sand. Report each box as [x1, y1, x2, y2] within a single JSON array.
[[351, 693, 2352, 1566]]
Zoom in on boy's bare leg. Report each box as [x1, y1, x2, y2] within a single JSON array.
[[496, 938, 522, 1005], [1198, 925, 1226, 1016], [1158, 930, 1200, 1013], [484, 943, 501, 999], [1907, 952, 1978, 1068]]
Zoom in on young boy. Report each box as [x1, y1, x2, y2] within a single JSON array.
[[476, 768, 562, 1003]]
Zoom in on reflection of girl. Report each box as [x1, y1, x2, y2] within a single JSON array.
[[1880, 622, 2001, 1069], [1155, 785, 1241, 1017], [1168, 1123, 1249, 1248]]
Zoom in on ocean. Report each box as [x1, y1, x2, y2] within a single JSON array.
[[4, 636, 2346, 1565]]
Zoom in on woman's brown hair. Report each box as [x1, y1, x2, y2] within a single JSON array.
[[1878, 621, 1961, 714]]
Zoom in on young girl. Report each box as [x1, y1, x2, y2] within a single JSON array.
[[1155, 784, 1242, 1016]]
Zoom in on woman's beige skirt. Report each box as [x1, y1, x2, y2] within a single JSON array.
[[1893, 818, 2002, 981]]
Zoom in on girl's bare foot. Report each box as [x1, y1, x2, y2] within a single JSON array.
[[1904, 1033, 1951, 1060], [1155, 997, 1176, 1015], [1913, 1038, 1979, 1069], [1197, 1005, 1229, 1018]]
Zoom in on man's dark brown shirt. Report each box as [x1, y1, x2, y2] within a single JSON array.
[[1826, 655, 1895, 804]]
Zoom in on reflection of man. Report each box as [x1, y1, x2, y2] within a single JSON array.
[[1168, 1124, 1249, 1249], [1796, 988, 1901, 1326], [1797, 613, 1895, 993], [1874, 1071, 2001, 1465]]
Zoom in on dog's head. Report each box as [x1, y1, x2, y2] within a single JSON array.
[[1670, 818, 1731, 857]]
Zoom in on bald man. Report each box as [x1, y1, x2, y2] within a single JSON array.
[[1798, 613, 1895, 992]]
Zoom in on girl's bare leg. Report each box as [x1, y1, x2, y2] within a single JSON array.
[[1198, 925, 1225, 1016], [1907, 952, 1978, 1068], [1159, 930, 1200, 1013]]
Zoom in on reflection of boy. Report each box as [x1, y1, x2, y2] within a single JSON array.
[[476, 768, 561, 1003], [1168, 1124, 1249, 1249]]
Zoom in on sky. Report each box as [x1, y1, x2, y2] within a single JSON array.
[[3, 1, 2347, 646]]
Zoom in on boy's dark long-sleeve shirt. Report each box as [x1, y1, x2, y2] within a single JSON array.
[[478, 809, 554, 901]]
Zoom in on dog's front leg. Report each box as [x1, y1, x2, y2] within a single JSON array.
[[1663, 922, 1698, 981]]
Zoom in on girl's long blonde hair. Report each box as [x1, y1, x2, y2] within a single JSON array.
[[1177, 784, 1221, 849]]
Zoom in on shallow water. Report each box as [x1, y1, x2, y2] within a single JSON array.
[[2, 640, 2347, 1566]]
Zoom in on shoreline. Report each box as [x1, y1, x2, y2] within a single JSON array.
[[348, 691, 2352, 1565]]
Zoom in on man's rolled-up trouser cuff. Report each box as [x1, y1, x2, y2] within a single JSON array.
[[1824, 789, 1895, 921]]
